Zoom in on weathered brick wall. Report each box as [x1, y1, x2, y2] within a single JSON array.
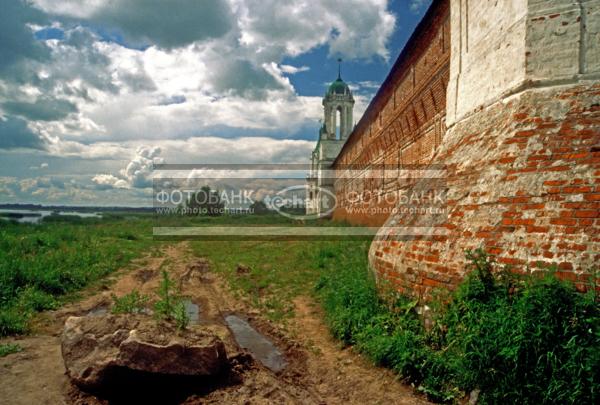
[[332, 0, 450, 226], [370, 83, 600, 299], [331, 0, 599, 300]]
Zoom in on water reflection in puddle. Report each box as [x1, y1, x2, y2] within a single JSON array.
[[182, 299, 200, 324], [224, 315, 287, 372], [87, 306, 108, 316]]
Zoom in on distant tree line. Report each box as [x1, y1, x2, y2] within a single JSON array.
[[178, 186, 274, 216], [180, 186, 224, 216]]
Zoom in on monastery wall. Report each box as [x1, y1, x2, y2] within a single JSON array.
[[331, 0, 599, 300], [332, 0, 450, 226]]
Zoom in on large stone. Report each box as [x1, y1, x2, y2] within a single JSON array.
[[61, 314, 228, 392]]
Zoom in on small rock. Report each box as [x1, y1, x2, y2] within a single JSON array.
[[469, 388, 481, 405], [236, 264, 251, 274]]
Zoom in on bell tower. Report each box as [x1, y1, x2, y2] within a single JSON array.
[[322, 59, 354, 141], [307, 59, 355, 217]]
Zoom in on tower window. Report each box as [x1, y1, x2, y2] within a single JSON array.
[[336, 107, 342, 140]]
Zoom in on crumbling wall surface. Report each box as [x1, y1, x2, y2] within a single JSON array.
[[447, 0, 600, 126], [369, 82, 600, 300]]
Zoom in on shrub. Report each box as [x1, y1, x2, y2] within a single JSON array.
[[440, 249, 599, 404], [111, 290, 149, 314], [154, 270, 189, 330], [172, 301, 190, 330], [18, 287, 57, 311], [0, 343, 22, 357], [0, 308, 29, 337]]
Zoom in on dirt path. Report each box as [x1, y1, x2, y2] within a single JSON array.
[[0, 242, 430, 405]]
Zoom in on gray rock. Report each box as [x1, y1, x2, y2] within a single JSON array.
[[469, 388, 481, 405], [61, 314, 228, 391]]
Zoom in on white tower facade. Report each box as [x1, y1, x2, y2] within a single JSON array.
[[322, 71, 354, 140], [307, 63, 354, 216]]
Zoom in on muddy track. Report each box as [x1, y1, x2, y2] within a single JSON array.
[[0, 243, 430, 405]]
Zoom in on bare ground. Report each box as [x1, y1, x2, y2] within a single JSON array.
[[0, 243, 430, 405]]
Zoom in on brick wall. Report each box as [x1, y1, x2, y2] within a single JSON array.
[[331, 0, 599, 300], [332, 0, 450, 226], [370, 83, 600, 300]]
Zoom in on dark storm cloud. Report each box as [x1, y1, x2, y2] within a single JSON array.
[[48, 28, 120, 94], [0, 116, 46, 150], [2, 97, 78, 121], [90, 0, 234, 49], [0, 1, 50, 72], [210, 60, 284, 99]]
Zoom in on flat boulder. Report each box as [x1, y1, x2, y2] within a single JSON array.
[[61, 314, 228, 393]]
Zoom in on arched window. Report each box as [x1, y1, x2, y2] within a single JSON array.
[[336, 107, 342, 140]]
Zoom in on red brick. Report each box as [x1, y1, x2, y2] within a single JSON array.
[[422, 278, 444, 288], [543, 180, 568, 186], [542, 251, 554, 259], [522, 203, 545, 210], [543, 180, 567, 187], [574, 210, 598, 218], [563, 186, 592, 193], [513, 218, 535, 226], [499, 257, 523, 265], [584, 194, 600, 201], [550, 218, 578, 226], [527, 225, 549, 233], [527, 155, 549, 161], [564, 152, 589, 160], [515, 130, 536, 137], [556, 271, 577, 282], [513, 112, 528, 120]]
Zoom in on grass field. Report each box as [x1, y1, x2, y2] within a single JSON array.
[[1, 213, 597, 403], [190, 237, 369, 322], [0, 214, 160, 336], [0, 213, 331, 334]]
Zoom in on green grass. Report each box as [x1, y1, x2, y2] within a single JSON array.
[[314, 245, 599, 404], [188, 215, 355, 322], [191, 238, 324, 321], [0, 215, 160, 336], [0, 343, 22, 357]]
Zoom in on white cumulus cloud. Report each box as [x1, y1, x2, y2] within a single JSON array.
[[92, 145, 163, 189]]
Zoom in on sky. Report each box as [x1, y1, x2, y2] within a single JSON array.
[[0, 0, 431, 207]]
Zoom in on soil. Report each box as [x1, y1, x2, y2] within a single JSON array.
[[0, 243, 431, 405]]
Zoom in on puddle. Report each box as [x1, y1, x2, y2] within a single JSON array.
[[224, 315, 287, 372], [88, 305, 152, 317], [182, 299, 200, 325], [88, 306, 108, 316], [135, 268, 155, 283]]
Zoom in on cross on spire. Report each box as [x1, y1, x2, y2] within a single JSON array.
[[337, 58, 342, 80]]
